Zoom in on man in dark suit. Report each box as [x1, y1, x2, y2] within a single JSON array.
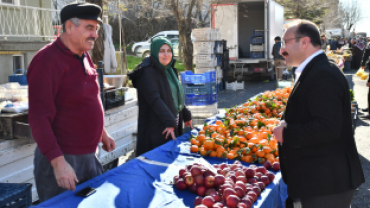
[[273, 19, 365, 208]]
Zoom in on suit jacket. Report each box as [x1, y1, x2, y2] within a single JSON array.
[[279, 53, 365, 199]]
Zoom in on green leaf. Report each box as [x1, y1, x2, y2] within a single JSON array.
[[230, 129, 235, 136], [233, 156, 242, 161], [206, 150, 212, 156], [224, 138, 228, 145], [224, 119, 230, 126], [204, 122, 208, 127], [222, 151, 228, 158], [232, 137, 239, 146], [236, 149, 243, 157], [261, 113, 268, 118], [215, 140, 223, 145], [257, 121, 266, 128], [282, 100, 287, 105]]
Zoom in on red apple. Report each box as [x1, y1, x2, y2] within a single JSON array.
[[214, 174, 225, 186], [272, 162, 280, 171], [189, 183, 198, 194], [247, 177, 257, 184], [255, 172, 263, 179], [179, 169, 187, 177], [235, 170, 245, 177], [263, 161, 272, 170], [191, 166, 202, 176], [255, 167, 267, 175], [223, 188, 237, 201], [217, 169, 222, 174], [212, 202, 223, 208], [204, 176, 216, 188], [230, 164, 238, 171], [252, 186, 261, 196], [173, 175, 180, 184], [220, 183, 233, 193], [195, 205, 208, 208], [266, 171, 275, 182], [203, 169, 215, 177], [256, 181, 266, 190], [184, 175, 195, 187], [237, 202, 248, 208], [229, 175, 237, 183], [236, 176, 247, 183], [249, 165, 257, 169], [235, 186, 246, 199], [202, 196, 215, 208], [183, 171, 192, 178], [213, 164, 220, 169], [221, 168, 230, 176], [245, 168, 255, 178], [247, 191, 257, 202], [186, 164, 193, 171], [211, 194, 222, 202], [197, 186, 206, 196], [241, 196, 253, 208], [175, 178, 187, 190], [226, 195, 240, 208], [260, 175, 270, 186], [205, 188, 217, 196], [194, 196, 203, 206], [235, 181, 246, 191], [220, 163, 228, 170], [194, 175, 205, 187]]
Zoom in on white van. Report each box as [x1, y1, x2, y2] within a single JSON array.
[[132, 31, 179, 56]]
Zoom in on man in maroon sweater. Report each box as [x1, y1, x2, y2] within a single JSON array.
[[27, 3, 115, 202]]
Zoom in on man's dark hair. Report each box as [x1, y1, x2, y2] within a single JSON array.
[[274, 36, 281, 41], [287, 19, 322, 47]]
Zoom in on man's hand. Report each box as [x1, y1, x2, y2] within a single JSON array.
[[273, 120, 287, 144], [184, 120, 193, 129], [367, 82, 370, 87], [51, 156, 78, 191], [101, 129, 115, 152], [163, 127, 176, 140]]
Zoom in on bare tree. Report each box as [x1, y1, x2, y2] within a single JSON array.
[[339, 0, 364, 31], [168, 0, 198, 71]]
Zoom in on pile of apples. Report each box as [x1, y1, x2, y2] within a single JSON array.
[[173, 161, 280, 208]]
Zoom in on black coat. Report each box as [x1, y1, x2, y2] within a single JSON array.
[[279, 53, 365, 199], [128, 56, 191, 156], [351, 46, 364, 70]]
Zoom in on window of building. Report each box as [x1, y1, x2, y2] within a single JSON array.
[[13, 54, 24, 73], [1, 0, 19, 5]]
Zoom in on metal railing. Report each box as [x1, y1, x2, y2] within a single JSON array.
[[0, 0, 85, 40]]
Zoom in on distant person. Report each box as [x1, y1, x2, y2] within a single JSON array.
[[128, 37, 192, 156], [361, 37, 370, 69], [272, 36, 286, 81], [361, 75, 370, 119], [276, 19, 364, 208], [330, 37, 339, 50], [338, 37, 345, 49], [351, 39, 365, 70], [320, 34, 327, 50]]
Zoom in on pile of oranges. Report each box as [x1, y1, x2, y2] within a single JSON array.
[[190, 87, 293, 164]]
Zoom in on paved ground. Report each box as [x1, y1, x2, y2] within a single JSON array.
[[119, 70, 369, 206]]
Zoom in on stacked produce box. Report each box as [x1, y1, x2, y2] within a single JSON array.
[[180, 28, 223, 126], [250, 30, 264, 59]]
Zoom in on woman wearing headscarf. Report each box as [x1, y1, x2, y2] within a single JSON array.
[[351, 39, 365, 70], [128, 37, 192, 156]]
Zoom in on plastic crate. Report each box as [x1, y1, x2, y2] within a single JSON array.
[[187, 103, 218, 118], [250, 37, 264, 44], [193, 42, 215, 55], [0, 183, 32, 208], [185, 94, 217, 106], [182, 82, 217, 95], [253, 30, 264, 37], [194, 55, 218, 68], [250, 44, 264, 52], [250, 51, 264, 59], [192, 28, 218, 41], [180, 71, 216, 84], [216, 54, 223, 66]]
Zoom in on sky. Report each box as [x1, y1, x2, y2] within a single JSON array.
[[340, 0, 370, 36]]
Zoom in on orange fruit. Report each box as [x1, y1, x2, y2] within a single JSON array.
[[200, 147, 207, 156], [274, 149, 279, 157], [275, 157, 280, 163], [215, 120, 223, 126], [256, 150, 265, 158], [262, 146, 273, 154], [190, 145, 199, 153], [197, 135, 205, 142], [227, 153, 235, 160], [210, 151, 218, 157], [190, 138, 197, 145], [217, 146, 225, 153], [203, 140, 214, 151]]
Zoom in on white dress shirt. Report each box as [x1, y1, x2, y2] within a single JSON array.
[[294, 50, 323, 84]]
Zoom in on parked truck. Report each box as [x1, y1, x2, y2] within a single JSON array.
[[211, 0, 284, 81]]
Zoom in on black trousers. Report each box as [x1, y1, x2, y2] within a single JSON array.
[[368, 87, 370, 114], [285, 189, 355, 208]]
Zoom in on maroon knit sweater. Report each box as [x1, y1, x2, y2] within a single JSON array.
[[27, 37, 104, 162]]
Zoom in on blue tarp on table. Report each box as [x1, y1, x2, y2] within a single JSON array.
[[32, 132, 287, 208]]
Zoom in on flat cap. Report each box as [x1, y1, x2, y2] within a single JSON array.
[[60, 3, 102, 24]]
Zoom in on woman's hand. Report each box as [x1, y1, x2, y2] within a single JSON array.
[[163, 127, 176, 140], [184, 120, 193, 129]]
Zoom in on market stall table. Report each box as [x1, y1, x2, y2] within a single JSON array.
[[32, 131, 287, 208]]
